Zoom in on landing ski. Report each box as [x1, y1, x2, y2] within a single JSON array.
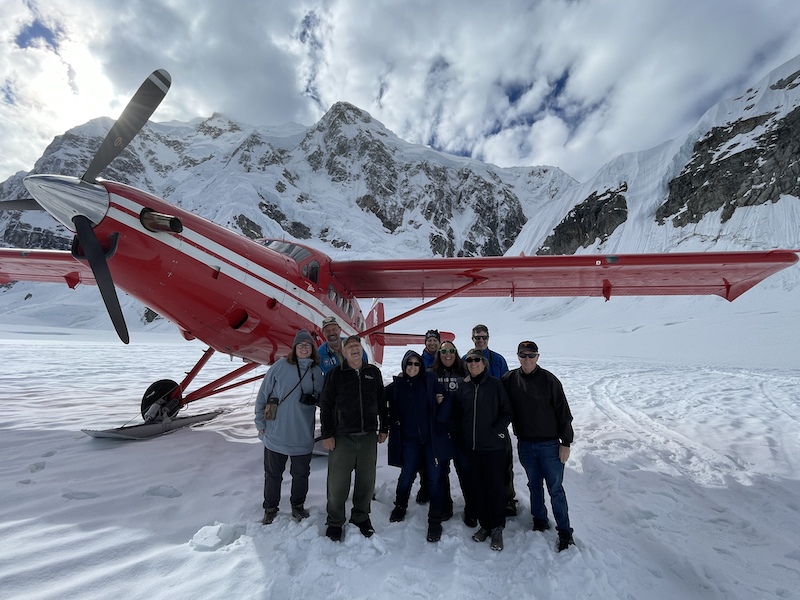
[[82, 410, 222, 440]]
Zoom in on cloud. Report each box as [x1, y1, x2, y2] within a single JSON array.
[[3, 0, 800, 183]]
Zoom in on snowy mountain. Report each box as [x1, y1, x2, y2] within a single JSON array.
[[1, 55, 799, 336]]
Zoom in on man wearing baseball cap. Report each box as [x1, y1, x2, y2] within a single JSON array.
[[501, 341, 575, 552], [318, 316, 368, 376]]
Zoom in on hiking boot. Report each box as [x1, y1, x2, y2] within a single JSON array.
[[472, 527, 491, 543], [416, 486, 429, 505], [557, 529, 575, 552], [463, 513, 478, 528], [325, 525, 343, 542], [532, 518, 551, 532], [261, 507, 278, 525], [505, 499, 518, 517], [490, 527, 504, 551], [426, 521, 442, 543], [291, 504, 310, 521], [350, 517, 375, 538], [389, 505, 406, 523]]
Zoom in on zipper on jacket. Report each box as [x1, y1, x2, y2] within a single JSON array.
[[472, 382, 478, 451]]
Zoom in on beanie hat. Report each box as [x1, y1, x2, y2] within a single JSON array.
[[425, 329, 441, 341], [293, 329, 315, 348]]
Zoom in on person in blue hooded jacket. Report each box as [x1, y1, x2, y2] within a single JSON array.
[[255, 330, 325, 525], [386, 350, 450, 542]]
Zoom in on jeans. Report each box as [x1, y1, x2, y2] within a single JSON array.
[[395, 437, 443, 519], [263, 448, 312, 510], [517, 439, 571, 531]]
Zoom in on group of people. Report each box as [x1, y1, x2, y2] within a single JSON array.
[[254, 318, 576, 553]]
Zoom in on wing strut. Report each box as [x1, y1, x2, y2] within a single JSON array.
[[361, 277, 487, 337]]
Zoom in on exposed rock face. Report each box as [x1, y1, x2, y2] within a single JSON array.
[[300, 102, 528, 256], [537, 185, 628, 255], [2, 214, 71, 249], [657, 106, 800, 226]]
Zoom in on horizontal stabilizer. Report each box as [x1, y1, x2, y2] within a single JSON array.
[[370, 331, 455, 346]]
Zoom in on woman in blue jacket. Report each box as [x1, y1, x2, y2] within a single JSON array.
[[255, 330, 324, 525], [386, 350, 450, 542]]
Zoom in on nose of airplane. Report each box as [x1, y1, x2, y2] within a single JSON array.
[[23, 174, 110, 232]]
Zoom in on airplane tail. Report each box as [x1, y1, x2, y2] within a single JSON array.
[[364, 300, 454, 366]]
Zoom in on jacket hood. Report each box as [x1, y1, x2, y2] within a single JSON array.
[[401, 350, 424, 379]]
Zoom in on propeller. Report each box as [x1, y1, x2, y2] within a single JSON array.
[[82, 69, 171, 183], [1, 69, 172, 343], [73, 214, 130, 344]]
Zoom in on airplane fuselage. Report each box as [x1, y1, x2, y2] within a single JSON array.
[[93, 180, 366, 364]]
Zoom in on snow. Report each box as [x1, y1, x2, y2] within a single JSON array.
[[2, 290, 800, 600]]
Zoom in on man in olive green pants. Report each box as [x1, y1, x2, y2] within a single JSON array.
[[319, 336, 388, 541]]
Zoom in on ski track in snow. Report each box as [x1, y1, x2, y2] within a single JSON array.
[[1, 339, 800, 599]]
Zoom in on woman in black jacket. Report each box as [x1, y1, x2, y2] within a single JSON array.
[[386, 350, 450, 542], [452, 348, 513, 551]]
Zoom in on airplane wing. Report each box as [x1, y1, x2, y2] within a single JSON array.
[[329, 250, 799, 302], [0, 249, 96, 288]]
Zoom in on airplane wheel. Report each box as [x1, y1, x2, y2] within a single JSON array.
[[141, 379, 181, 420]]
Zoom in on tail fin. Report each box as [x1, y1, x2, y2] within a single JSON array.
[[365, 301, 385, 365]]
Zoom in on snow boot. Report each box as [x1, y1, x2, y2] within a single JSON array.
[[490, 527, 504, 551], [557, 529, 575, 552], [426, 520, 443, 543], [325, 525, 343, 542], [390, 505, 407, 523], [472, 527, 491, 543], [261, 507, 278, 525], [350, 517, 375, 538], [291, 504, 310, 521], [532, 518, 551, 532]]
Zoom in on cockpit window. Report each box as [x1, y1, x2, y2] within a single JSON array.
[[307, 260, 319, 284], [261, 240, 312, 263]]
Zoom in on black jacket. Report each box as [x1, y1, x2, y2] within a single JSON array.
[[452, 372, 512, 452], [386, 369, 451, 467], [319, 361, 388, 438], [501, 366, 574, 445]]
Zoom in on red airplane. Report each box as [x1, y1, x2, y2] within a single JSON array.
[[1, 69, 798, 437]]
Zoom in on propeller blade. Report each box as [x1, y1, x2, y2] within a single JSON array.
[[0, 198, 45, 211], [73, 215, 130, 344], [81, 69, 171, 183]]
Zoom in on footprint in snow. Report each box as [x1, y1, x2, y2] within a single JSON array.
[[41, 450, 57, 458], [63, 490, 100, 500], [29, 462, 46, 473], [145, 485, 183, 498]]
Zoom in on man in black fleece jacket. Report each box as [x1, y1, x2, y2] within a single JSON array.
[[501, 341, 576, 552]]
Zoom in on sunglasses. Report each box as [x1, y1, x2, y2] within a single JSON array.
[[439, 348, 456, 355], [465, 357, 483, 363], [472, 335, 488, 341], [518, 353, 538, 359], [406, 361, 422, 367]]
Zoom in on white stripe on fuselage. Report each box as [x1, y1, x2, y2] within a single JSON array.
[[108, 193, 363, 337]]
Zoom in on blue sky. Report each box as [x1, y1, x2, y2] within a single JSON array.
[[2, 0, 800, 183]]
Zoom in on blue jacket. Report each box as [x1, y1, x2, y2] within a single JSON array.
[[318, 337, 369, 376], [463, 348, 509, 378], [254, 357, 324, 455]]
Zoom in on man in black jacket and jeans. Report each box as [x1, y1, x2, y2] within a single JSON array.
[[320, 335, 388, 541], [502, 341, 575, 552]]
